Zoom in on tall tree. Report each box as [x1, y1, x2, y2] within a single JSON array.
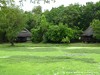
[[40, 14, 49, 42], [31, 14, 49, 43], [80, 2, 95, 30], [25, 11, 36, 31], [0, 6, 26, 45]]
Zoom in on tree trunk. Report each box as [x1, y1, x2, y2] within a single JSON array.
[[10, 40, 14, 46], [11, 42, 14, 46], [2, 32, 6, 43]]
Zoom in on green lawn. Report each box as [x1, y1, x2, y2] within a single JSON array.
[[0, 43, 100, 75]]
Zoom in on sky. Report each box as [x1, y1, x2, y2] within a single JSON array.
[[15, 0, 100, 11]]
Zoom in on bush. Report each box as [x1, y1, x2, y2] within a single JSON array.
[[31, 22, 80, 43], [45, 23, 73, 43], [61, 37, 70, 43], [31, 28, 42, 43]]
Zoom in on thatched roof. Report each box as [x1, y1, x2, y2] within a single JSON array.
[[17, 29, 32, 37], [82, 26, 93, 36]]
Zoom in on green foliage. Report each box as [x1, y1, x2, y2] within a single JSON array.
[[32, 5, 42, 14], [25, 12, 37, 31], [25, 6, 43, 31], [44, 5, 65, 25], [80, 2, 95, 30], [31, 14, 49, 43], [0, 6, 26, 45], [61, 37, 70, 43], [40, 14, 49, 32], [45, 23, 73, 43], [0, 0, 14, 7], [1, 0, 100, 44], [63, 4, 82, 28], [91, 19, 100, 40], [44, 1, 100, 31], [44, 4, 82, 28], [31, 18, 80, 43], [71, 27, 82, 40], [31, 28, 42, 43]]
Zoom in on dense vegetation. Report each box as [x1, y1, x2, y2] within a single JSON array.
[[0, 6, 26, 45], [29, 2, 100, 43], [91, 19, 100, 40], [0, 0, 100, 45]]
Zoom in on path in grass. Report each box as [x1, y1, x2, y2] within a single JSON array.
[[0, 46, 100, 75]]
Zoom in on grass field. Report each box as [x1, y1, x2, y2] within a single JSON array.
[[0, 43, 100, 75]]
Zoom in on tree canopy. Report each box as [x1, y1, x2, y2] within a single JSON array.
[[0, 6, 26, 45], [0, 0, 100, 44]]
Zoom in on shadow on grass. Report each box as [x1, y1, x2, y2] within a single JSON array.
[[63, 48, 100, 54], [0, 55, 97, 64], [1, 47, 100, 54], [0, 47, 59, 52], [0, 56, 71, 63], [0, 65, 4, 68], [74, 58, 97, 63]]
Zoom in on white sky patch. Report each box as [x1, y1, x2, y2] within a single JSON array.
[[15, 0, 100, 11]]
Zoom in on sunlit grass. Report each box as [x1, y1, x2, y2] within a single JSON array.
[[0, 43, 100, 75]]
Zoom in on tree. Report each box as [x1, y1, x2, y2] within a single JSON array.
[[45, 23, 74, 43], [32, 5, 42, 14], [40, 14, 49, 42], [0, 6, 26, 45], [44, 5, 65, 25], [80, 2, 95, 30], [31, 14, 49, 43], [25, 5, 43, 31], [62, 4, 82, 28], [0, 0, 14, 6], [25, 11, 37, 31], [44, 4, 82, 29], [91, 19, 100, 40], [31, 27, 43, 43]]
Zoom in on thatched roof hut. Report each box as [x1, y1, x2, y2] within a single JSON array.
[[16, 29, 32, 42], [82, 26, 93, 36], [17, 29, 31, 37], [81, 26, 94, 43]]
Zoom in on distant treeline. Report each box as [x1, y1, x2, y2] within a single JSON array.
[[0, 1, 100, 45]]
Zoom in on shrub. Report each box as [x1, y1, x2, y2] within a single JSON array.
[[61, 37, 70, 43], [31, 28, 42, 43], [91, 19, 100, 40], [46, 23, 73, 43]]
